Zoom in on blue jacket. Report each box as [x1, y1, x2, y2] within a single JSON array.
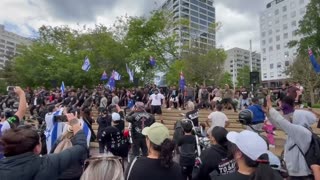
[[248, 104, 265, 124]]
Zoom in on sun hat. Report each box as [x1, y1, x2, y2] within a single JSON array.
[[142, 122, 170, 146], [111, 112, 121, 121]]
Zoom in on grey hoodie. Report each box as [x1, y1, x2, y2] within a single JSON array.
[[268, 108, 317, 177]]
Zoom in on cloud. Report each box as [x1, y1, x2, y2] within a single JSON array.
[[0, 0, 268, 52]]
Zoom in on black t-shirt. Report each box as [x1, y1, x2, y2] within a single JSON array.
[[127, 157, 183, 180], [201, 90, 209, 100], [214, 171, 250, 180], [178, 135, 197, 166], [127, 112, 155, 139], [100, 126, 129, 157], [186, 109, 199, 126], [194, 145, 236, 180]]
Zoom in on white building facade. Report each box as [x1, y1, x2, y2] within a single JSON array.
[[224, 47, 261, 83], [259, 0, 310, 86], [0, 24, 32, 67]]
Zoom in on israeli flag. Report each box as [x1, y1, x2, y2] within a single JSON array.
[[82, 56, 91, 72], [126, 64, 134, 82], [47, 109, 65, 154], [113, 70, 121, 81], [60, 81, 65, 97], [62, 118, 91, 147]]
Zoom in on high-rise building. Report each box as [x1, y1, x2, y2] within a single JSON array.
[[224, 47, 261, 84], [161, 0, 216, 54], [0, 24, 32, 67], [259, 0, 310, 87]]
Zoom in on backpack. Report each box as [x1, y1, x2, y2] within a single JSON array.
[[173, 121, 184, 144], [295, 132, 320, 168], [53, 132, 74, 153]]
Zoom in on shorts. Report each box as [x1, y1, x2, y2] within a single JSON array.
[[151, 105, 162, 115], [213, 97, 222, 102]]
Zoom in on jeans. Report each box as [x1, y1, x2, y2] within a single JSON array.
[[181, 165, 193, 180]]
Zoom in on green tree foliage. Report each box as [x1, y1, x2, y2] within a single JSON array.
[[287, 0, 320, 104], [165, 60, 186, 86], [219, 72, 233, 87], [182, 48, 227, 86], [1, 10, 178, 88], [237, 65, 251, 88], [288, 0, 320, 56]]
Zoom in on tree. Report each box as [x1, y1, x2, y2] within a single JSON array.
[[183, 48, 227, 86], [122, 10, 179, 84], [287, 56, 320, 105], [288, 0, 320, 56], [237, 65, 251, 88], [287, 0, 320, 104], [165, 60, 186, 86], [219, 72, 233, 87]]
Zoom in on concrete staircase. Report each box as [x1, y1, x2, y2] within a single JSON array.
[[89, 108, 320, 156]]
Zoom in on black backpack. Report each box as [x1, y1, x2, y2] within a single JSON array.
[[294, 131, 320, 168]]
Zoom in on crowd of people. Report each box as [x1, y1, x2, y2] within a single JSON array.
[[0, 81, 319, 180]]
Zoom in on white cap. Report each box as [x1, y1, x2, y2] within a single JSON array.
[[227, 130, 268, 161], [111, 112, 121, 121]]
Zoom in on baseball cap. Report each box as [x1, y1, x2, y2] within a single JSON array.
[[142, 122, 170, 146], [227, 130, 268, 161], [111, 112, 121, 121]]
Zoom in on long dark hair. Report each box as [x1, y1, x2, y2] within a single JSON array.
[[151, 139, 175, 168], [211, 126, 230, 150], [243, 153, 282, 180]]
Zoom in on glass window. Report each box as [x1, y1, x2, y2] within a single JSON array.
[[300, 0, 304, 4], [276, 44, 281, 50], [262, 40, 266, 45], [283, 24, 288, 30], [300, 8, 306, 14], [200, 8, 207, 14], [191, 0, 198, 5], [208, 11, 214, 17], [276, 35, 280, 41], [200, 20, 206, 26], [277, 62, 282, 68], [275, 18, 280, 24], [0, 39, 5, 43], [291, 21, 297, 27], [290, 1, 296, 8], [269, 38, 273, 43], [263, 73, 267, 79], [283, 14, 287, 21], [276, 29, 280, 33], [285, 61, 290, 66], [292, 30, 297, 36], [207, 6, 214, 12], [270, 72, 274, 78], [191, 10, 198, 17], [284, 33, 288, 39], [291, 11, 296, 18], [198, 2, 206, 9], [208, 17, 214, 22], [261, 32, 266, 37], [262, 48, 266, 53], [275, 9, 279, 15], [191, 16, 198, 23], [268, 29, 272, 35], [200, 14, 207, 20], [269, 46, 273, 51], [191, 4, 198, 11], [283, 6, 287, 12]]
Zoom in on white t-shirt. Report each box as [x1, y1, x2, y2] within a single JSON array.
[[208, 111, 228, 128], [0, 121, 10, 133], [149, 93, 165, 106]]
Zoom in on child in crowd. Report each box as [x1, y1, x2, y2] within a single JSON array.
[[263, 117, 276, 148], [178, 120, 197, 180]]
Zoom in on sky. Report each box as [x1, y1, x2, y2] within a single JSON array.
[[0, 0, 271, 52]]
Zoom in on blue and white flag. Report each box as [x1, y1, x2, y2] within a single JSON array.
[[47, 109, 65, 153], [150, 56, 156, 67], [62, 119, 91, 147], [101, 71, 108, 81], [113, 70, 121, 81], [60, 81, 65, 97], [308, 48, 320, 73], [107, 72, 116, 91], [82, 56, 91, 72], [126, 64, 134, 82]]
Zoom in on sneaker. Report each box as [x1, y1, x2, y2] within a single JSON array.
[[167, 108, 172, 110], [178, 108, 181, 111], [269, 144, 275, 148]]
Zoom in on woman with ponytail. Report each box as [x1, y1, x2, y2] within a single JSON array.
[[216, 130, 283, 180], [125, 122, 183, 180], [193, 126, 236, 180]]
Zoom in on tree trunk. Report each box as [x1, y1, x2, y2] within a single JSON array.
[[203, 79, 206, 86], [309, 85, 315, 105]]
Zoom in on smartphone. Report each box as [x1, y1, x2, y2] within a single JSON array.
[[6, 86, 15, 92], [53, 115, 68, 122]]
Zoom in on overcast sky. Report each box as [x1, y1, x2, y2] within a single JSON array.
[[0, 0, 271, 52]]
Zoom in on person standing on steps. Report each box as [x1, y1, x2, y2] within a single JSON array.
[[148, 89, 165, 124], [126, 102, 155, 158]]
